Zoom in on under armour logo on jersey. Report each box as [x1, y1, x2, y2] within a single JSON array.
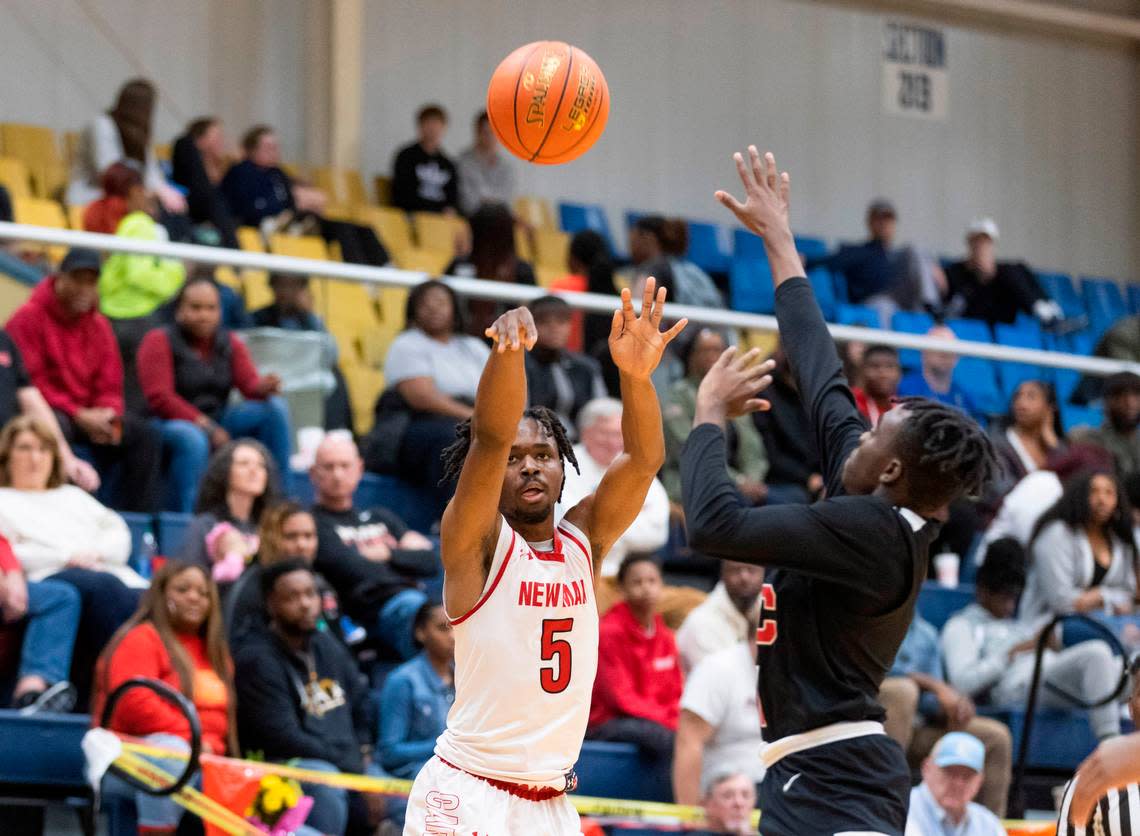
[[755, 583, 778, 646]]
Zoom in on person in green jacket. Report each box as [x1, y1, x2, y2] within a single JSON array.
[[661, 327, 769, 506]]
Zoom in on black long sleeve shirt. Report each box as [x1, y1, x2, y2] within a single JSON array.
[[681, 276, 937, 741]]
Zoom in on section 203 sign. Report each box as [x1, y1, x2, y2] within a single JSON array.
[[882, 21, 948, 121]]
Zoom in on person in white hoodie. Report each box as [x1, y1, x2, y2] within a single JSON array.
[[0, 416, 143, 663]]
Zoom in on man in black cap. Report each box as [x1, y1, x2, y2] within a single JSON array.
[[7, 248, 162, 511], [1075, 372, 1140, 478]]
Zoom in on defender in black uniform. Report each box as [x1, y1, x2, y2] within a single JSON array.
[[680, 148, 997, 835]]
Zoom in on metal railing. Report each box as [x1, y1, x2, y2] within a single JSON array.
[[1, 221, 1137, 377]]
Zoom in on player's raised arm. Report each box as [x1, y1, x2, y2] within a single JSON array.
[[716, 146, 867, 492], [439, 307, 536, 614], [563, 279, 686, 574]]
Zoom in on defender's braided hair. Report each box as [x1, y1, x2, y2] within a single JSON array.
[[894, 396, 998, 507], [440, 406, 580, 498]]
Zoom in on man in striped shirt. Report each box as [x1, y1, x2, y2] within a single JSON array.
[[1059, 656, 1140, 835]]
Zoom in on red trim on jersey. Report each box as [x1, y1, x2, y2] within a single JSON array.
[[530, 529, 565, 562], [557, 525, 592, 580], [449, 531, 515, 626], [436, 756, 567, 801]]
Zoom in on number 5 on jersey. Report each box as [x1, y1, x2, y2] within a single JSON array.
[[540, 617, 574, 693]]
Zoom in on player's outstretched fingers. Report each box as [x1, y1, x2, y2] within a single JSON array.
[[731, 346, 763, 371], [651, 285, 668, 325], [661, 317, 688, 345], [523, 317, 539, 350], [734, 152, 754, 191], [780, 171, 791, 206], [764, 151, 779, 191], [640, 276, 657, 321], [620, 286, 636, 324], [715, 189, 746, 217], [712, 345, 738, 369], [748, 146, 766, 190], [608, 309, 623, 339]]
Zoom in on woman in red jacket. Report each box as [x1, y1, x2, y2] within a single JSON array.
[[94, 560, 235, 835], [588, 553, 683, 788]]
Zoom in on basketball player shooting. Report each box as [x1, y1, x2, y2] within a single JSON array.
[[403, 280, 686, 835], [679, 147, 998, 836]]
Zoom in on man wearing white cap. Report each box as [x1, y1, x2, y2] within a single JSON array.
[[943, 218, 1063, 327], [906, 732, 1006, 836]]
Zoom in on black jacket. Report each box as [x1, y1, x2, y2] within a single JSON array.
[[171, 134, 239, 248]]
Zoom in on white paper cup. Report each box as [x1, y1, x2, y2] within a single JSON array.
[[934, 552, 960, 588]]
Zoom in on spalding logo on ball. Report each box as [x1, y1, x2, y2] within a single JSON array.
[[486, 41, 610, 165]]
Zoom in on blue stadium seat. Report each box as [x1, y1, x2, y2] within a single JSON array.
[[831, 269, 848, 304], [1061, 403, 1103, 434], [728, 256, 774, 314], [835, 304, 881, 330], [944, 319, 1005, 417], [686, 221, 731, 275], [155, 512, 194, 556], [368, 475, 442, 534], [979, 707, 1099, 772], [119, 512, 154, 577], [1128, 284, 1140, 315], [916, 582, 974, 631], [1037, 272, 1085, 320], [794, 235, 828, 261], [994, 322, 1050, 400], [807, 267, 836, 321], [559, 202, 617, 256], [732, 228, 766, 260], [889, 311, 934, 371], [1080, 276, 1126, 340], [575, 741, 671, 802], [623, 210, 646, 233], [0, 710, 89, 786]]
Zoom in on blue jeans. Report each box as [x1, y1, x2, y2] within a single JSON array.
[[374, 588, 428, 661], [18, 580, 81, 685], [220, 396, 292, 477], [154, 419, 210, 513], [101, 733, 192, 830], [293, 758, 349, 835]]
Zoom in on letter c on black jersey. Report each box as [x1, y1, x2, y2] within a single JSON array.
[[755, 584, 778, 646]]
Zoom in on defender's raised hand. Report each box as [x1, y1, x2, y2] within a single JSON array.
[[609, 277, 687, 380], [694, 347, 775, 427], [485, 306, 539, 353], [715, 146, 791, 240]]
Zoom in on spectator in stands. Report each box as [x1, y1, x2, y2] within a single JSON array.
[[67, 78, 187, 215], [311, 434, 432, 660], [226, 501, 350, 651], [177, 440, 280, 581], [250, 273, 351, 431], [556, 399, 674, 612], [0, 416, 144, 692], [980, 443, 1115, 562], [550, 230, 616, 354], [171, 117, 240, 248], [0, 184, 48, 286], [663, 329, 768, 506], [391, 104, 459, 214], [7, 247, 163, 511], [989, 380, 1064, 495], [95, 561, 235, 834], [1075, 372, 1140, 480], [751, 349, 823, 504], [944, 537, 1123, 746], [588, 554, 683, 783], [367, 280, 489, 503], [456, 110, 515, 216], [523, 295, 606, 437], [220, 125, 388, 266], [629, 216, 723, 309], [851, 344, 901, 425], [905, 732, 1006, 836], [138, 275, 290, 509], [673, 637, 764, 806], [897, 325, 980, 420], [447, 202, 536, 335], [675, 560, 764, 673], [235, 560, 376, 836], [878, 611, 1012, 815], [377, 601, 455, 779], [0, 533, 80, 713], [701, 772, 757, 836], [1022, 471, 1136, 625], [86, 163, 187, 415], [943, 218, 1061, 328]]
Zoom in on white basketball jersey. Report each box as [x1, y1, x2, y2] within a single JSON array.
[[435, 515, 599, 786]]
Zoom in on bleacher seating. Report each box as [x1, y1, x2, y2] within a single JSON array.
[[1081, 276, 1127, 340], [686, 221, 731, 276], [732, 227, 765, 260], [944, 318, 1005, 416], [835, 303, 881, 329], [575, 740, 671, 802], [806, 267, 836, 321], [1036, 272, 1084, 320], [994, 321, 1049, 400], [916, 582, 974, 631], [559, 202, 618, 257], [889, 310, 934, 370], [728, 256, 774, 314]]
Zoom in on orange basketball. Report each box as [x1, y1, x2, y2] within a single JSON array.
[[486, 41, 610, 165]]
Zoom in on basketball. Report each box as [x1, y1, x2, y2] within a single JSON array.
[[486, 40, 610, 165]]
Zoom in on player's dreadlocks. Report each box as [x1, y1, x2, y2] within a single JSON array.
[[439, 406, 580, 499], [894, 396, 998, 508]]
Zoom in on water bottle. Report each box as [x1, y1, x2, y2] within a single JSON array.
[[139, 531, 158, 581]]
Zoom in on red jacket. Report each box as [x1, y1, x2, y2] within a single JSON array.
[[137, 328, 265, 423], [6, 277, 123, 417], [93, 622, 230, 754], [589, 601, 683, 731]]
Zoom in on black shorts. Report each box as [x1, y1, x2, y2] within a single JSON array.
[[758, 734, 911, 836]]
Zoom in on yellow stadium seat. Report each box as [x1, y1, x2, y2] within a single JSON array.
[[377, 287, 408, 333], [241, 270, 274, 311], [513, 196, 556, 230], [0, 275, 32, 322], [0, 157, 33, 200], [0, 124, 64, 198], [412, 212, 468, 257], [312, 167, 369, 209], [535, 267, 563, 289], [373, 175, 392, 206], [341, 363, 385, 435], [66, 203, 87, 230], [268, 234, 330, 262], [357, 206, 413, 260], [398, 248, 452, 275], [533, 228, 571, 272], [214, 266, 243, 290], [12, 197, 68, 263], [236, 227, 265, 253], [323, 280, 379, 329], [515, 226, 534, 264], [281, 162, 308, 181], [153, 143, 171, 163], [740, 328, 778, 358], [62, 131, 81, 168]]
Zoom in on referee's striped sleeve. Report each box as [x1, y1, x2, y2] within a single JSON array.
[[1057, 775, 1140, 836]]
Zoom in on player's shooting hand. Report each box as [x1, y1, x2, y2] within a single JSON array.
[[485, 307, 538, 353], [695, 347, 774, 426], [1069, 733, 1140, 826], [608, 277, 687, 380], [715, 147, 791, 242]]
